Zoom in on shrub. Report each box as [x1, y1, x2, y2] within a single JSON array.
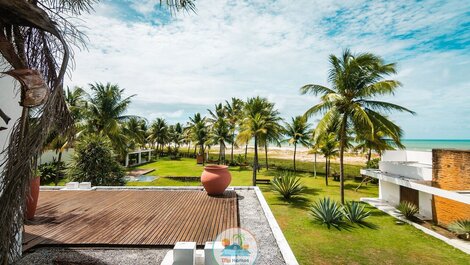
[[68, 135, 125, 186], [38, 161, 66, 184], [271, 171, 305, 200], [310, 197, 343, 228], [448, 220, 470, 240], [366, 158, 380, 169], [343, 201, 371, 223], [397, 201, 419, 220]]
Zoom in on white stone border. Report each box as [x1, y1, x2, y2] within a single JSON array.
[[361, 197, 470, 255], [254, 186, 299, 265]]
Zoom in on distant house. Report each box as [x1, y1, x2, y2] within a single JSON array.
[[361, 149, 470, 225]]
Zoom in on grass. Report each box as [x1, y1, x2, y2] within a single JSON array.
[[131, 157, 470, 265]]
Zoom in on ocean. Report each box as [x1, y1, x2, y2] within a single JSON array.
[[274, 139, 470, 151], [399, 139, 470, 151]]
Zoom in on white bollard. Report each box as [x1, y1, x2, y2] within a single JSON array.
[[79, 182, 92, 190], [173, 242, 196, 265], [204, 241, 224, 265], [65, 182, 79, 190]]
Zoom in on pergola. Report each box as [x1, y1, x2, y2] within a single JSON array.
[[125, 149, 153, 167]]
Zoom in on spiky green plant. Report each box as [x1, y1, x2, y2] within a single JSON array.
[[397, 201, 419, 220], [343, 201, 371, 223], [271, 171, 305, 200], [448, 220, 470, 240], [310, 197, 343, 228]]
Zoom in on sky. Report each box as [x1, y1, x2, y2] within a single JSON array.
[[66, 0, 470, 139]]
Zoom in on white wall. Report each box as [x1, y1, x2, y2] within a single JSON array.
[[379, 180, 400, 206], [0, 59, 22, 172], [382, 150, 432, 165], [419, 191, 433, 220]]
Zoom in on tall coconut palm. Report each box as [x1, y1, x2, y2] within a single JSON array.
[[318, 132, 339, 186], [355, 125, 405, 165], [284, 116, 312, 172], [301, 49, 414, 203], [209, 118, 231, 164], [260, 120, 283, 170], [85, 82, 137, 157], [188, 113, 204, 155], [149, 118, 169, 156], [192, 115, 209, 165], [225, 98, 244, 163], [208, 103, 229, 163], [238, 97, 281, 185], [123, 117, 147, 150]]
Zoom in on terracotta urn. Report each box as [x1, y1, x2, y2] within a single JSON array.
[[25, 176, 40, 220], [201, 165, 231, 195]]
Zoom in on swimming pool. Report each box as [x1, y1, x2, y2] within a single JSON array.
[[125, 175, 156, 182]]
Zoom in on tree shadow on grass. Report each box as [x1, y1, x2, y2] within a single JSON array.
[[269, 196, 312, 210]]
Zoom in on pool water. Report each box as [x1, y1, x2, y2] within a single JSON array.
[[125, 175, 156, 182]]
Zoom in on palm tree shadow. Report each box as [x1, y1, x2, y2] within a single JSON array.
[[355, 221, 379, 229]]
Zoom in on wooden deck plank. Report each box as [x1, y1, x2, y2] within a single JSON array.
[[23, 190, 238, 251]]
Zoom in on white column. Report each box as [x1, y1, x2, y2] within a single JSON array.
[[138, 152, 142, 165], [125, 154, 129, 167]]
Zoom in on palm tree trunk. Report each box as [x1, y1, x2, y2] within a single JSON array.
[[367, 147, 372, 165], [244, 143, 248, 162], [325, 156, 328, 186], [253, 136, 258, 186], [194, 144, 197, 156], [265, 143, 268, 170], [202, 143, 205, 166], [339, 115, 348, 204], [314, 152, 317, 178], [54, 151, 63, 186], [231, 133, 235, 164], [187, 142, 191, 156], [293, 143, 297, 172], [218, 142, 222, 165]]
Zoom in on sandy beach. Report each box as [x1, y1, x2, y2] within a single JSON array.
[[227, 146, 372, 165]]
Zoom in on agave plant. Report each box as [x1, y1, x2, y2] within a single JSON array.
[[271, 171, 305, 200], [310, 197, 343, 228], [448, 220, 470, 240], [343, 201, 371, 223], [396, 201, 419, 220]]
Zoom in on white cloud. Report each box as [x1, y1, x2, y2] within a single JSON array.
[[66, 0, 470, 138]]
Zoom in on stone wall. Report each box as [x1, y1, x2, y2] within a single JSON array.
[[432, 149, 470, 225]]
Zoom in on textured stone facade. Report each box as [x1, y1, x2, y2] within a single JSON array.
[[432, 149, 470, 225]]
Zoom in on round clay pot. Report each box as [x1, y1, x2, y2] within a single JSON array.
[[201, 165, 231, 195], [26, 176, 40, 220]]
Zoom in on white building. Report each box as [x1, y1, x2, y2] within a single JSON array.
[[361, 150, 470, 224]]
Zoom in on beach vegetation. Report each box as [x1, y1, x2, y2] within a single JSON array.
[[448, 220, 470, 240], [283, 116, 312, 172], [271, 171, 305, 200], [310, 197, 344, 228], [397, 201, 419, 220], [68, 135, 125, 186], [343, 201, 371, 223]]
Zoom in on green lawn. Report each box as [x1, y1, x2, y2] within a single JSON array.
[[132, 157, 470, 265]]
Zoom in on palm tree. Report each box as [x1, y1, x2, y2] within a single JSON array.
[[225, 98, 244, 164], [192, 115, 209, 165], [207, 103, 229, 164], [149, 118, 169, 156], [85, 82, 136, 157], [355, 125, 405, 165], [301, 49, 414, 203], [123, 117, 147, 150], [238, 97, 281, 185], [188, 113, 204, 156], [284, 116, 312, 172], [310, 131, 320, 178], [209, 118, 231, 164], [65, 86, 87, 121], [318, 132, 338, 186]]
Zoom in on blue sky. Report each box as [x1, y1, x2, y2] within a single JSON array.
[[67, 0, 470, 139]]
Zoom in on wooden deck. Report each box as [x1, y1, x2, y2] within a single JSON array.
[[23, 190, 238, 251]]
